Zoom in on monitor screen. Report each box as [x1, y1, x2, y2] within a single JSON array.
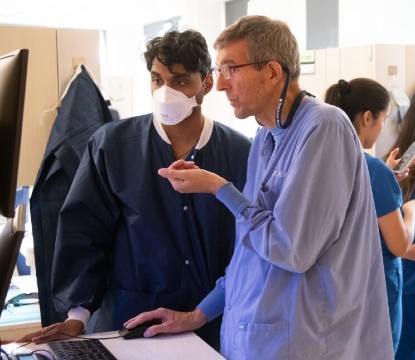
[[0, 49, 29, 218]]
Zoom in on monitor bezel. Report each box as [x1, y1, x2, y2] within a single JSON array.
[[0, 49, 29, 219]]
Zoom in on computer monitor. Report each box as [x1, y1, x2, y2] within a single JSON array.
[[0, 49, 29, 317], [0, 49, 29, 219]]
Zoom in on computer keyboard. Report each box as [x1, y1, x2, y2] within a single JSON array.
[[48, 338, 117, 360]]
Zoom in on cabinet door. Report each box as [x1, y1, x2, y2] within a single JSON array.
[[340, 45, 374, 80], [300, 49, 329, 100], [405, 45, 415, 97], [0, 26, 59, 186], [56, 29, 101, 98]]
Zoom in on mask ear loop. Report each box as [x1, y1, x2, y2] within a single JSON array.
[[195, 73, 210, 105], [275, 69, 291, 128], [199, 73, 210, 93]]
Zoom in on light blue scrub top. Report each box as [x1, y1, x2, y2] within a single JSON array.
[[198, 98, 394, 360]]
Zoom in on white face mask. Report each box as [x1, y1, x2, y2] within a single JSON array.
[[152, 85, 198, 126]]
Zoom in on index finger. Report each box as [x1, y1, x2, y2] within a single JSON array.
[[124, 309, 164, 329], [169, 160, 196, 170], [158, 168, 186, 180]]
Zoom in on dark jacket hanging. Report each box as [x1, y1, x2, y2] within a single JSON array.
[[30, 65, 114, 326]]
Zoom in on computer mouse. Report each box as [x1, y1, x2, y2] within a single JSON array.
[[118, 319, 162, 339]]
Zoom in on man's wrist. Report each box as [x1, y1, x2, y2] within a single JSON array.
[[67, 306, 91, 327], [192, 308, 208, 328], [211, 175, 228, 195]]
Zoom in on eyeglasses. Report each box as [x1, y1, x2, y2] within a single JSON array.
[[212, 61, 270, 79]]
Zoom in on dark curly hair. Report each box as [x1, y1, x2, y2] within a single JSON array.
[[144, 29, 211, 79]]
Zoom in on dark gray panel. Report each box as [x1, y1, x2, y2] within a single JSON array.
[[306, 0, 339, 50], [226, 0, 248, 26]]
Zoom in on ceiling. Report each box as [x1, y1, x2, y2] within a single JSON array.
[[0, 0, 225, 30]]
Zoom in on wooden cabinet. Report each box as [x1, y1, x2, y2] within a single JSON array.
[[300, 44, 415, 157], [0, 26, 100, 186]]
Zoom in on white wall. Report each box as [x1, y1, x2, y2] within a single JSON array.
[[102, 0, 210, 118], [102, 0, 262, 138], [248, 0, 307, 50], [246, 0, 415, 49], [102, 0, 415, 140], [340, 0, 415, 46]]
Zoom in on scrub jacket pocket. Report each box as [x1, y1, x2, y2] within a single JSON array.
[[234, 320, 289, 360]]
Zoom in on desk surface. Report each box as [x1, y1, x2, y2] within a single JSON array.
[[0, 275, 41, 340], [2, 331, 226, 360]]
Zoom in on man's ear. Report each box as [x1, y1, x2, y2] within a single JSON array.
[[196, 73, 213, 105], [203, 73, 214, 95], [267, 61, 284, 84]]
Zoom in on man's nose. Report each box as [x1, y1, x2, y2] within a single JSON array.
[[215, 73, 229, 91]]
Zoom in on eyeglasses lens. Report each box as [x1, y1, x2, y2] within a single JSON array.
[[212, 65, 231, 79]]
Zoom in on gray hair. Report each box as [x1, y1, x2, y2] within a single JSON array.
[[214, 15, 300, 79]]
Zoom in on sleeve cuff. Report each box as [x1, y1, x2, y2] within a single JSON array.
[[67, 306, 91, 327], [197, 280, 225, 321], [216, 182, 251, 217]]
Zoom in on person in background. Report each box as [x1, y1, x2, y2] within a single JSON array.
[[325, 78, 415, 354], [124, 15, 394, 360], [385, 100, 415, 359], [18, 29, 251, 350]]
